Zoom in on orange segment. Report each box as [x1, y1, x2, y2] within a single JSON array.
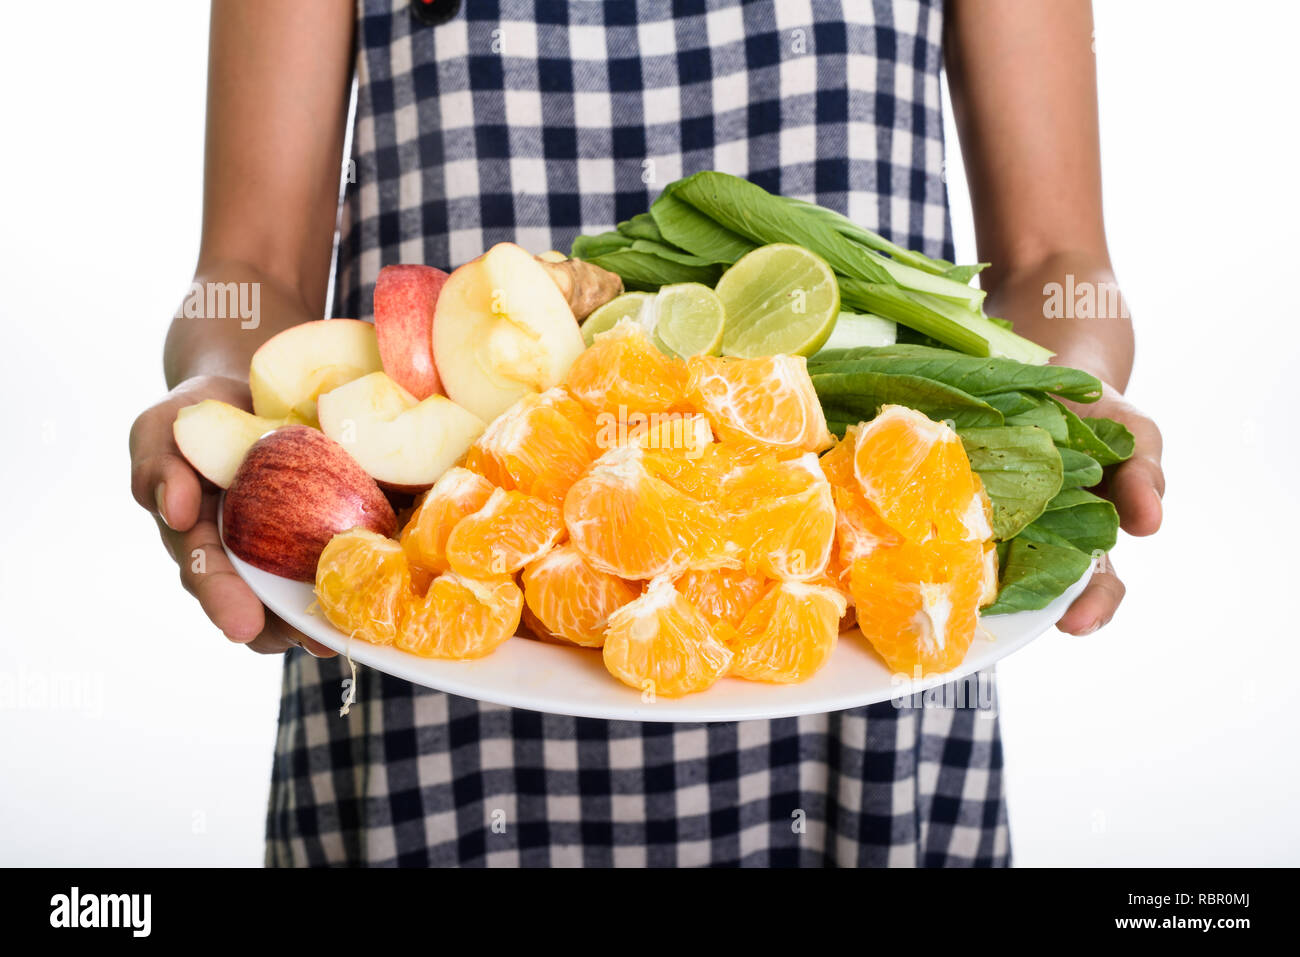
[[630, 412, 713, 453], [818, 425, 858, 488], [685, 354, 832, 452], [315, 529, 411, 646], [399, 467, 495, 576], [463, 388, 598, 507], [978, 542, 999, 608], [821, 426, 904, 588], [563, 320, 687, 416], [521, 544, 639, 648], [564, 446, 713, 578], [851, 405, 984, 542], [602, 575, 733, 697], [397, 572, 522, 659], [720, 452, 835, 580], [729, 581, 847, 683], [444, 487, 564, 577], [849, 540, 985, 676], [673, 567, 769, 643]]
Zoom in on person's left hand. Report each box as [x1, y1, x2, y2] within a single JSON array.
[[1054, 384, 1164, 635]]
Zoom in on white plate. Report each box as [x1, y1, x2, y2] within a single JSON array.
[[222, 518, 1091, 722]]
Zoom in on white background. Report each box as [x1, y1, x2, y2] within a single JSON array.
[[1, 1, 1296, 866]]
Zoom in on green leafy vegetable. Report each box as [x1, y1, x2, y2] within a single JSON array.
[[649, 190, 757, 264], [1029, 488, 1120, 554], [1051, 400, 1134, 467], [1085, 416, 1136, 462], [984, 539, 1092, 615], [1005, 399, 1069, 444], [812, 372, 1004, 429], [958, 426, 1064, 540], [981, 391, 1043, 417], [836, 278, 993, 357], [666, 172, 895, 283], [780, 196, 985, 280], [584, 248, 722, 290], [626, 239, 719, 267], [617, 213, 663, 243], [571, 230, 632, 259], [807, 344, 1102, 402], [1058, 447, 1104, 490]]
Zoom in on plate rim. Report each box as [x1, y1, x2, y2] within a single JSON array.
[[219, 503, 1092, 722]]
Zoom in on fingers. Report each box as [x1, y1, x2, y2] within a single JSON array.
[[130, 406, 204, 532], [134, 378, 327, 659], [1112, 455, 1164, 536], [165, 498, 266, 642], [161, 501, 337, 657], [246, 612, 337, 658], [1057, 553, 1126, 635], [1097, 394, 1164, 537]]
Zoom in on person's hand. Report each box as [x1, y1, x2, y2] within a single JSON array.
[[1054, 384, 1164, 635], [129, 374, 336, 657]]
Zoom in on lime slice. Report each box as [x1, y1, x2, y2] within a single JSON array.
[[716, 244, 840, 357], [581, 292, 653, 345], [651, 283, 726, 358]]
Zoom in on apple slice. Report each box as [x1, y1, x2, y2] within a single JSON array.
[[317, 372, 486, 493], [249, 318, 382, 425], [222, 426, 397, 582], [173, 400, 284, 489], [433, 243, 585, 422], [374, 264, 448, 400]]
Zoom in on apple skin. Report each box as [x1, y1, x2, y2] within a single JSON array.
[[374, 264, 448, 400], [222, 426, 398, 582]]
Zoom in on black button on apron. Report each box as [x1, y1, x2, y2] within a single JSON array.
[[411, 0, 460, 27]]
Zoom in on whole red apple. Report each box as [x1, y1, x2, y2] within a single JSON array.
[[222, 426, 398, 581], [373, 264, 449, 400]]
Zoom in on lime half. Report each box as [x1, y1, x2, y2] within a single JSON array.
[[716, 244, 840, 357], [651, 283, 726, 358], [581, 292, 653, 345]]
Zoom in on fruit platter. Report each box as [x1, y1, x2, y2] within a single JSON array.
[[183, 172, 1132, 721]]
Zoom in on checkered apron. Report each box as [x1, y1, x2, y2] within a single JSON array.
[[266, 0, 1010, 867]]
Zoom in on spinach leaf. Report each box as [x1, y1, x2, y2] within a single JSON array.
[[1004, 399, 1068, 444], [811, 372, 1004, 429], [983, 538, 1092, 615], [981, 391, 1042, 417], [780, 195, 979, 278], [1029, 488, 1120, 554], [1085, 416, 1136, 462], [627, 239, 719, 267], [585, 248, 722, 290], [617, 213, 663, 243], [807, 344, 1102, 402], [571, 230, 632, 259], [1058, 447, 1104, 489], [667, 172, 895, 283], [958, 426, 1064, 540], [649, 189, 757, 264], [1050, 401, 1134, 466]]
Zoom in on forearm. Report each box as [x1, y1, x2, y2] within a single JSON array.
[[163, 260, 321, 389], [984, 251, 1135, 392], [164, 1, 354, 390], [946, 0, 1131, 385]]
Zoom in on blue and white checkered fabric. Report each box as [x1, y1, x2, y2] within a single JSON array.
[[267, 0, 1009, 867]]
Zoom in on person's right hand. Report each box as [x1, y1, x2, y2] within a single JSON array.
[[129, 374, 336, 657]]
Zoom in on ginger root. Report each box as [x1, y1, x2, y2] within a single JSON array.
[[537, 254, 624, 320]]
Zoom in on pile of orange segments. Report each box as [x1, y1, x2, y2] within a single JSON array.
[[315, 319, 998, 697]]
